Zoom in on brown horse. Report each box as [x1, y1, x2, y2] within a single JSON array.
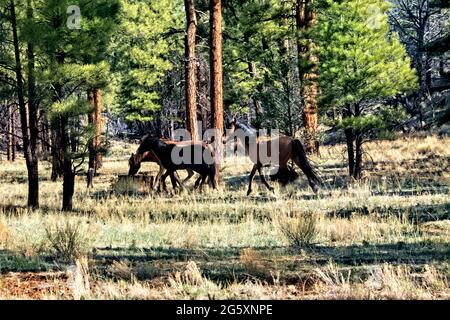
[[132, 136, 217, 191], [227, 119, 322, 195], [129, 137, 194, 190]]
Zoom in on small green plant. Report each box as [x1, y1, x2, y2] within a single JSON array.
[[276, 212, 318, 247], [45, 221, 89, 263]]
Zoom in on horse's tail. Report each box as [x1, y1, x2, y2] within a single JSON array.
[[292, 139, 322, 192]]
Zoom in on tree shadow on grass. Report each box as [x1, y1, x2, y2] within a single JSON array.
[[89, 240, 450, 284], [0, 249, 51, 274]]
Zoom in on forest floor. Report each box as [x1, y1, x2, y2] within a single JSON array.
[[0, 134, 449, 300]]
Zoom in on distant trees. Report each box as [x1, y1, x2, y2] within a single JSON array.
[[110, 0, 183, 126], [313, 0, 417, 179], [389, 0, 450, 120], [0, 0, 446, 209]]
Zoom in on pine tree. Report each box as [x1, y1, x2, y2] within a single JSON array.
[[30, 0, 119, 210], [313, 0, 418, 179], [110, 0, 183, 124]]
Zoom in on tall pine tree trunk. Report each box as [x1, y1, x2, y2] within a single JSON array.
[[88, 88, 103, 175], [61, 116, 75, 211], [10, 0, 39, 208], [344, 104, 355, 178], [50, 128, 64, 181], [345, 129, 355, 177], [51, 78, 65, 182], [296, 0, 319, 154], [353, 103, 363, 180], [354, 133, 363, 180], [7, 104, 14, 162], [210, 0, 224, 186], [185, 0, 198, 141], [26, 0, 39, 208]]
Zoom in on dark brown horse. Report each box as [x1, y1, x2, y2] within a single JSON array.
[[227, 119, 322, 195], [130, 136, 217, 191], [129, 137, 194, 190]]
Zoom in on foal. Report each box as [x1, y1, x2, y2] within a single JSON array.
[[135, 137, 217, 191], [129, 137, 195, 190]]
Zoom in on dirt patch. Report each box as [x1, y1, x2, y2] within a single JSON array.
[[0, 272, 71, 299]]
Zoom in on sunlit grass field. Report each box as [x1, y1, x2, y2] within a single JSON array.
[[0, 135, 449, 299]]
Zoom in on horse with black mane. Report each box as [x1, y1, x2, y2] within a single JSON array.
[[129, 137, 195, 190], [129, 136, 217, 191], [227, 119, 322, 195]]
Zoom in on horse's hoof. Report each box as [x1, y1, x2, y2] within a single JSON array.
[[247, 190, 252, 196]]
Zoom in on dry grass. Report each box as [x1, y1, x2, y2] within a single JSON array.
[[45, 221, 91, 263], [275, 212, 318, 247], [0, 218, 11, 247], [312, 262, 449, 300], [0, 134, 449, 300]]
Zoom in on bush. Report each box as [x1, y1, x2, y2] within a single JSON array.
[[276, 212, 318, 247], [45, 221, 89, 263]]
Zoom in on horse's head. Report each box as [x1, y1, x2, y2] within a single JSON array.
[[128, 153, 142, 176]]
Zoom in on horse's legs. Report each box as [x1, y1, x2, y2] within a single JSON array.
[[292, 157, 318, 193], [258, 165, 274, 193], [154, 166, 165, 191], [171, 172, 186, 191], [161, 171, 170, 192], [182, 169, 195, 186], [247, 165, 258, 196], [199, 175, 207, 192], [194, 176, 202, 190]]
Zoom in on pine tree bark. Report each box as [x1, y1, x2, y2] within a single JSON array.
[[88, 88, 103, 178], [210, 0, 224, 186], [10, 0, 39, 208], [296, 0, 319, 154], [185, 0, 198, 141]]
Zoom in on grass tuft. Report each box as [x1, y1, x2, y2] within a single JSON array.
[[45, 221, 89, 263], [276, 212, 318, 247]]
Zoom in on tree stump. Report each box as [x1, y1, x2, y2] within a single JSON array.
[[113, 175, 155, 195]]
